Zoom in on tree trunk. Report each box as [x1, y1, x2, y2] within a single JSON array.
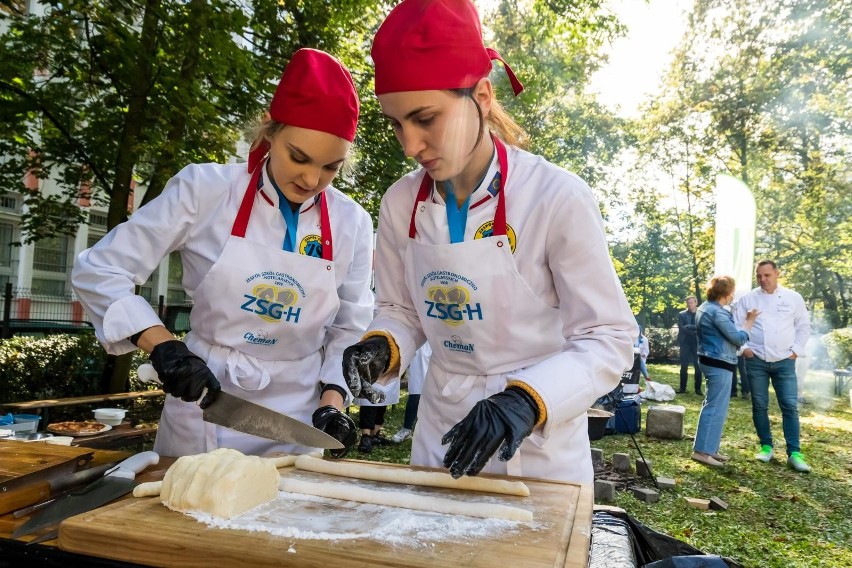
[[107, 0, 162, 392], [140, 0, 207, 208]]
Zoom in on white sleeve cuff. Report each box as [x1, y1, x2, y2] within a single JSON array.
[[102, 295, 164, 355]]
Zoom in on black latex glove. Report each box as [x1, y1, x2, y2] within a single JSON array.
[[149, 340, 221, 409], [312, 405, 357, 459], [441, 386, 539, 479], [341, 336, 390, 404]]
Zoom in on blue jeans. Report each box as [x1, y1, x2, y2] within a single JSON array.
[[746, 356, 800, 455], [693, 363, 733, 454]]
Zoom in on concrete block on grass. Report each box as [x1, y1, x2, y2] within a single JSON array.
[[709, 497, 729, 511], [632, 486, 660, 503], [591, 448, 604, 466], [656, 477, 676, 490], [594, 480, 616, 502], [685, 497, 711, 510], [612, 453, 632, 473], [645, 405, 686, 439], [636, 458, 653, 478]]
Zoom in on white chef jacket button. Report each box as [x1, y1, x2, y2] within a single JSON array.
[[420, 205, 426, 212], [497, 241, 504, 247], [326, 265, 332, 271], [324, 240, 330, 245]]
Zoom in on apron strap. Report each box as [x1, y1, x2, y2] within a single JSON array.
[[319, 191, 333, 261], [232, 162, 263, 238], [409, 135, 509, 240], [231, 157, 334, 261]]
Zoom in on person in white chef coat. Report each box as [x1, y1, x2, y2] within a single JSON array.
[[72, 49, 373, 458], [340, 0, 636, 484]]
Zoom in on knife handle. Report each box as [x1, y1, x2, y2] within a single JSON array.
[[137, 363, 162, 385], [105, 451, 160, 480], [138, 363, 207, 406], [0, 483, 50, 516]]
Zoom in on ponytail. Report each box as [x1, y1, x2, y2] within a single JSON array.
[[486, 99, 528, 149]]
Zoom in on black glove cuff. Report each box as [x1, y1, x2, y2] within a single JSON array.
[[504, 386, 541, 423], [129, 326, 155, 347], [320, 384, 348, 401]]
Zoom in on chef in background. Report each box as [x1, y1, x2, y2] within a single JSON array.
[[73, 49, 372, 458], [341, 0, 635, 484]]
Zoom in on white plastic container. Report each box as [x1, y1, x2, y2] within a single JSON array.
[[93, 408, 127, 426]]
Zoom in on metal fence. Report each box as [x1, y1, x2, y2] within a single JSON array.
[[1, 282, 193, 338]]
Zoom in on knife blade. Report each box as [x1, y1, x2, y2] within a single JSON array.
[[138, 363, 343, 449], [25, 527, 58, 546], [12, 451, 159, 539], [204, 391, 343, 449]]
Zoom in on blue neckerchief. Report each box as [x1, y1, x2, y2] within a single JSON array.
[[444, 180, 472, 244], [267, 168, 300, 253], [442, 157, 499, 243]]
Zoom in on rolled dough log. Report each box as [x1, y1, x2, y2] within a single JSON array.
[[265, 451, 322, 469], [133, 481, 162, 497], [132, 453, 320, 498], [278, 477, 533, 522], [294, 455, 530, 497], [160, 448, 279, 519]]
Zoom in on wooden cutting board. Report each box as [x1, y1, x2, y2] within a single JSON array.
[[59, 462, 592, 568], [0, 440, 94, 489]]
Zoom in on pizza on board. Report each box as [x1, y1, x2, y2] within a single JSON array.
[[47, 420, 110, 434]]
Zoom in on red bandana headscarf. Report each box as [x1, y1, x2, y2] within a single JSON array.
[[248, 48, 359, 172], [371, 0, 523, 96]]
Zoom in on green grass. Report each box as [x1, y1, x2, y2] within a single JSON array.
[[351, 364, 852, 568]]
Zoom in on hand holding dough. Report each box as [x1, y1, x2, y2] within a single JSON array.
[[294, 455, 530, 497]]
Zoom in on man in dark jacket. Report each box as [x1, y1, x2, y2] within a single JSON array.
[[677, 296, 703, 394]]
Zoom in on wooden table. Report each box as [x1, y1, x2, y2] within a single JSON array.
[[0, 445, 133, 564], [1, 453, 593, 568]]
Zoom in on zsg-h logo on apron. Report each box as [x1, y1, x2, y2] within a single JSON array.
[[240, 271, 307, 325]]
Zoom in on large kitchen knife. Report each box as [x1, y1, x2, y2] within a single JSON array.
[[9, 462, 118, 518], [138, 363, 343, 449], [12, 451, 159, 539]]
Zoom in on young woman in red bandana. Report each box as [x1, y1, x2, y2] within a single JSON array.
[[73, 49, 371, 458], [342, 0, 636, 484]]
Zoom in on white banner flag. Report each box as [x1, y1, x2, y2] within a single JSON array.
[[714, 175, 756, 300]]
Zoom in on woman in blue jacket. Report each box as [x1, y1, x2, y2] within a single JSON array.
[[692, 276, 760, 466]]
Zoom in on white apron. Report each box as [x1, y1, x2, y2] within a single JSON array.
[[154, 159, 340, 457], [407, 342, 432, 396], [407, 138, 593, 483]]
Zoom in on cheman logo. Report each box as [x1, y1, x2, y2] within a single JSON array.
[[299, 234, 323, 258], [444, 334, 475, 354], [240, 283, 300, 323], [474, 221, 517, 253], [244, 329, 277, 346], [424, 285, 482, 327]]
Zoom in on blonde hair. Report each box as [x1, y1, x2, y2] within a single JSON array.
[[249, 117, 285, 155], [487, 98, 528, 148], [248, 117, 355, 177], [706, 275, 736, 302]]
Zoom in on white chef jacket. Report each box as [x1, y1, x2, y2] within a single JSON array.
[[72, 162, 375, 399], [368, 144, 635, 481], [733, 285, 810, 362]]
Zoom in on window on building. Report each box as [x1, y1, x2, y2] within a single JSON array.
[[31, 278, 66, 296], [139, 269, 157, 303], [32, 236, 70, 272], [167, 251, 188, 304], [0, 196, 17, 211], [87, 232, 105, 249], [89, 212, 108, 229], [0, 223, 14, 269]]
